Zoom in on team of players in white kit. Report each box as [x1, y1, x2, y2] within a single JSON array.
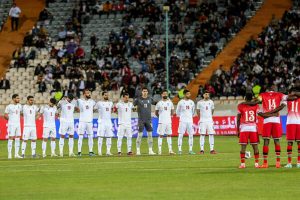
[[4, 88, 216, 159]]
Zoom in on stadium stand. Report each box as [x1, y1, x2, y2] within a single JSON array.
[[0, 0, 12, 32], [4, 0, 264, 106], [209, 3, 299, 98]]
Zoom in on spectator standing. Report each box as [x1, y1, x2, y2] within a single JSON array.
[[0, 76, 10, 90], [9, 3, 21, 31]]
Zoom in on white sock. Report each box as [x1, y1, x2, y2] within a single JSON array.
[[117, 136, 122, 152], [158, 137, 163, 153], [167, 136, 172, 152], [21, 141, 27, 155], [59, 137, 64, 154], [200, 135, 205, 151], [8, 139, 13, 155], [178, 134, 183, 151], [106, 138, 112, 154], [31, 142, 36, 155], [127, 137, 132, 152], [209, 135, 214, 151], [69, 138, 74, 154], [88, 135, 93, 152], [42, 141, 47, 155], [147, 132, 153, 150], [136, 132, 143, 149], [189, 135, 193, 152], [51, 140, 56, 154], [98, 137, 103, 154], [15, 138, 20, 156], [78, 135, 83, 153]]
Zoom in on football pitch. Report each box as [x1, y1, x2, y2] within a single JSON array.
[[0, 136, 300, 200]]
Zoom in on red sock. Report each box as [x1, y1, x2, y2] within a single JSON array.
[[254, 153, 259, 163], [263, 146, 269, 164], [298, 144, 300, 163], [275, 145, 281, 162], [287, 145, 293, 164], [240, 153, 245, 164]]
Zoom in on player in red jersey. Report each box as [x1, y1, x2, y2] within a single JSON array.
[[284, 88, 300, 168], [258, 85, 286, 168], [237, 93, 276, 169]]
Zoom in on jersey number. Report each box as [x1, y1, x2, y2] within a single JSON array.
[[291, 102, 299, 112], [268, 99, 276, 110], [186, 106, 190, 110], [86, 106, 89, 109], [125, 108, 128, 112], [30, 110, 32, 114], [144, 104, 147, 108], [68, 106, 71, 110], [106, 108, 109, 111], [245, 110, 255, 122], [164, 107, 167, 110]]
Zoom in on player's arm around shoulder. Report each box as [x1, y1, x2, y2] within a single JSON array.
[[175, 100, 181, 116], [3, 105, 10, 120], [196, 100, 201, 117], [132, 98, 138, 112], [155, 101, 160, 118], [36, 105, 41, 119], [74, 99, 80, 112]]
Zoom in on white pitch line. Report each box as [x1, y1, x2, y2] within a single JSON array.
[[0, 157, 297, 168]]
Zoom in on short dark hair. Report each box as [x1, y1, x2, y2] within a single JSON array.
[[122, 93, 129, 97], [83, 89, 90, 93], [161, 90, 168, 94], [203, 90, 210, 94], [67, 93, 74, 100], [27, 95, 34, 100], [12, 94, 19, 99], [183, 89, 190, 95], [142, 87, 148, 91], [245, 93, 253, 101], [102, 91, 108, 96], [50, 98, 57, 105], [289, 87, 298, 93]]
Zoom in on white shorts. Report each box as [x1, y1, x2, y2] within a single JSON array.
[[43, 127, 56, 138], [97, 122, 113, 137], [198, 122, 215, 135], [117, 124, 132, 138], [178, 122, 194, 135], [59, 121, 74, 136], [157, 123, 172, 136], [7, 125, 21, 137], [78, 122, 93, 135], [23, 126, 37, 140]]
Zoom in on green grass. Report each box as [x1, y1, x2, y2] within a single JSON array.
[[0, 136, 300, 200]]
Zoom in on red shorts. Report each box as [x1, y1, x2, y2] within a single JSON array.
[[286, 124, 300, 141], [262, 123, 282, 139], [239, 132, 259, 145]]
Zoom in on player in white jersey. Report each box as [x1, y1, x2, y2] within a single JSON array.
[[116, 93, 134, 156], [155, 90, 176, 155], [76, 89, 96, 157], [4, 94, 22, 159], [176, 89, 196, 155], [95, 91, 114, 156], [21, 96, 40, 158], [40, 98, 58, 158], [57, 94, 76, 157], [197, 91, 217, 154]]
